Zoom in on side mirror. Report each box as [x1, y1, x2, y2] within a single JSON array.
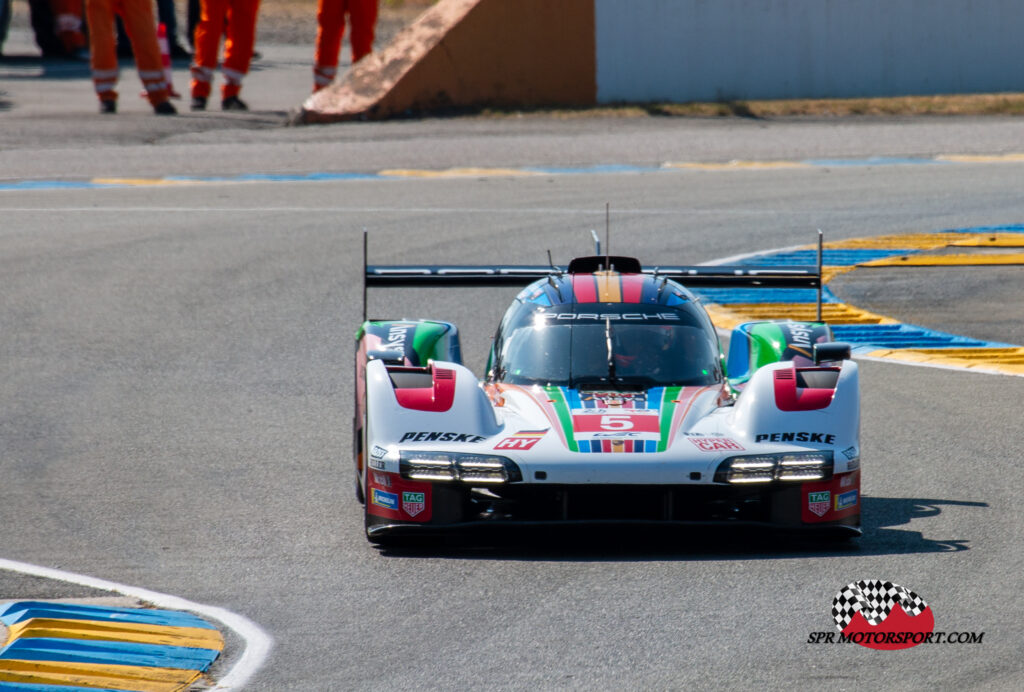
[[367, 349, 405, 365], [814, 342, 851, 365]]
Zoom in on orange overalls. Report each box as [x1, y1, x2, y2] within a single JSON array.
[[313, 0, 378, 92], [191, 0, 261, 100], [85, 0, 169, 107]]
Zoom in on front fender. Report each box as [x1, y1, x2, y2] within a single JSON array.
[[365, 359, 502, 450], [729, 360, 860, 473]]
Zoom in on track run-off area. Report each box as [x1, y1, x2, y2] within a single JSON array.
[[2, 115, 1023, 690]]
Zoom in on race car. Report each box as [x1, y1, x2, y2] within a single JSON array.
[[354, 248, 860, 544]]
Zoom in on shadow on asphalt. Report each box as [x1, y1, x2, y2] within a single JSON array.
[[0, 53, 93, 80], [373, 496, 987, 560]]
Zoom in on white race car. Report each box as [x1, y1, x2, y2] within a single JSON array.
[[354, 251, 860, 544]]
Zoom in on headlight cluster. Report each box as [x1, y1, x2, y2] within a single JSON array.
[[714, 452, 833, 484], [400, 452, 523, 484]]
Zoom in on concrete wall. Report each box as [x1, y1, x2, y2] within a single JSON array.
[[301, 0, 594, 122], [595, 0, 1024, 102]]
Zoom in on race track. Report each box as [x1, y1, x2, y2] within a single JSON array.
[[2, 92, 1023, 689]]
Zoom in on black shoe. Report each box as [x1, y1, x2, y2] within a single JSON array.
[[99, 99, 117, 114], [190, 96, 207, 111], [221, 95, 248, 111], [153, 100, 177, 115]]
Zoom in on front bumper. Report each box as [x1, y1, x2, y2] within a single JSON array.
[[365, 470, 861, 541]]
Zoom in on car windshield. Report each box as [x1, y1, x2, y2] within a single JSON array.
[[498, 311, 720, 388]]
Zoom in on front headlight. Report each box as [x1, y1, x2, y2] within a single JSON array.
[[400, 452, 523, 484], [714, 451, 833, 484]]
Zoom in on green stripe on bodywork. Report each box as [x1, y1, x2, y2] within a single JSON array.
[[545, 386, 579, 452], [657, 387, 681, 452], [411, 321, 449, 364], [746, 322, 788, 371]]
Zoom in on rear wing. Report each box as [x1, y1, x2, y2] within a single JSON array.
[[362, 231, 826, 320]]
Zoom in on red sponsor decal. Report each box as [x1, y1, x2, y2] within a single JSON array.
[[402, 491, 426, 518], [808, 491, 831, 517], [366, 474, 432, 522], [573, 413, 659, 433], [494, 429, 547, 450], [495, 436, 542, 450], [801, 471, 860, 523], [688, 437, 744, 452]]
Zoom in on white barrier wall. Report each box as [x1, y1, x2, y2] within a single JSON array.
[[595, 0, 1024, 102]]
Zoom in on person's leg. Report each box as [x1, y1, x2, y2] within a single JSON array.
[[347, 0, 377, 63], [220, 0, 259, 106], [121, 0, 174, 110], [312, 0, 345, 92], [85, 0, 119, 110], [190, 0, 227, 107]]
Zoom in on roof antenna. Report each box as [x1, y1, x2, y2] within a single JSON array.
[[816, 229, 824, 322], [605, 202, 611, 271], [547, 249, 562, 277], [590, 229, 601, 255]]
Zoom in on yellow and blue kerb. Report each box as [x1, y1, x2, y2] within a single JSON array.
[[0, 600, 223, 692], [698, 225, 1024, 376]]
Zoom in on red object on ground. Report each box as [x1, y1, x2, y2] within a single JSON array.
[[157, 23, 181, 98]]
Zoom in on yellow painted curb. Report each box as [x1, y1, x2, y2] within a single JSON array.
[[0, 659, 199, 691], [820, 232, 969, 250], [91, 178, 193, 186], [950, 233, 1024, 248], [709, 303, 898, 325], [866, 348, 1024, 374], [860, 253, 1024, 267], [821, 265, 856, 283], [711, 229, 1024, 375], [7, 618, 223, 650], [704, 304, 745, 331], [937, 153, 1024, 163]]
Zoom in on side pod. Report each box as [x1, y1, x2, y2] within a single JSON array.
[[353, 319, 462, 498]]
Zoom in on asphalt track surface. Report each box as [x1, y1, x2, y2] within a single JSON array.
[[3, 37, 1024, 692]]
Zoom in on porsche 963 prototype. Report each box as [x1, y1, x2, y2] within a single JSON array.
[[354, 243, 860, 544]]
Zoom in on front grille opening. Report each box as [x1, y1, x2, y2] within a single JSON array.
[[470, 485, 774, 523]]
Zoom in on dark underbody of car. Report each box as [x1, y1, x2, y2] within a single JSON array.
[[365, 482, 861, 541]]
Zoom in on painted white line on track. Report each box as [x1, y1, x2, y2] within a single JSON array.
[[700, 243, 813, 266], [0, 206, 878, 216], [0, 557, 272, 690]]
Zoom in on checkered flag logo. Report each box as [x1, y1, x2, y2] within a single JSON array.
[[832, 580, 929, 631]]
